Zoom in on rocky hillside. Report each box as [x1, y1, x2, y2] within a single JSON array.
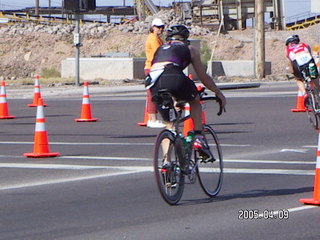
[[0, 10, 319, 81]]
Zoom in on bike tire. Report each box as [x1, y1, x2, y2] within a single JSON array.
[[153, 130, 185, 205], [196, 125, 223, 197], [305, 88, 320, 130]]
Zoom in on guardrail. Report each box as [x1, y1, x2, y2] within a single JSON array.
[[0, 11, 107, 25], [286, 11, 320, 30]]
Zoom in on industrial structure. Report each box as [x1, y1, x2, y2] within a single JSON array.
[[0, 0, 318, 31], [134, 0, 285, 30]]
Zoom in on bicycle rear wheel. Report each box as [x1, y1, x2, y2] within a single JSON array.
[[196, 125, 223, 197], [154, 130, 185, 205], [305, 88, 320, 130]]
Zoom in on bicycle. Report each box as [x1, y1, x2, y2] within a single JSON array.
[[300, 62, 320, 130], [152, 87, 224, 205]]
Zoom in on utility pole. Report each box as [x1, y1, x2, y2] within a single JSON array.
[[254, 0, 265, 79], [74, 13, 81, 86], [35, 0, 39, 15], [48, 0, 51, 16]]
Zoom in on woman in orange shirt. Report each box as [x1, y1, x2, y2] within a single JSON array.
[[144, 18, 166, 128]]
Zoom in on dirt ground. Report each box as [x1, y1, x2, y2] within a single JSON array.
[[1, 23, 320, 83]]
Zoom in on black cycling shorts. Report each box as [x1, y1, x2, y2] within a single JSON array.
[[293, 58, 319, 80], [150, 64, 199, 121]]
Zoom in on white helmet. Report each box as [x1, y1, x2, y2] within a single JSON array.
[[152, 18, 164, 27]]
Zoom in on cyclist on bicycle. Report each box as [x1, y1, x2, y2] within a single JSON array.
[[146, 24, 226, 160], [285, 34, 320, 93]]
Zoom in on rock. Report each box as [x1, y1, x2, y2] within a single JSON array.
[[24, 52, 32, 61]]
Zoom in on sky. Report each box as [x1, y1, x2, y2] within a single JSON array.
[[0, 0, 315, 20]]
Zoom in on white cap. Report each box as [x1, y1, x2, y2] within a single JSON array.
[[152, 18, 164, 27]]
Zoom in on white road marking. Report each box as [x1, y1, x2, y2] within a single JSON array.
[[61, 155, 151, 161], [0, 170, 143, 191], [224, 168, 314, 175], [0, 141, 154, 146], [303, 145, 318, 148], [0, 164, 314, 191], [0, 141, 251, 148], [281, 149, 308, 153], [287, 205, 318, 212], [225, 159, 315, 165], [0, 154, 316, 166], [0, 162, 314, 175]]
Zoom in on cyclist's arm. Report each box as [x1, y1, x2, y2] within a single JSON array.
[[285, 48, 294, 74], [286, 57, 294, 74], [189, 45, 226, 108]]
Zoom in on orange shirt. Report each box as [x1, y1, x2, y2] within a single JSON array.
[[144, 33, 163, 70]]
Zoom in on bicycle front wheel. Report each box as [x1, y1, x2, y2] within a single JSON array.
[[154, 130, 185, 205], [196, 125, 223, 197], [305, 88, 320, 130]]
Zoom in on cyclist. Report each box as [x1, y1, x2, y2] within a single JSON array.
[[285, 34, 320, 94], [146, 24, 226, 160]]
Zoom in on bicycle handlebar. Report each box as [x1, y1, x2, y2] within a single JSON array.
[[200, 96, 224, 116], [197, 86, 225, 116]]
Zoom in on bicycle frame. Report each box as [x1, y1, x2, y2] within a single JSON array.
[[300, 64, 320, 129], [153, 88, 224, 204]]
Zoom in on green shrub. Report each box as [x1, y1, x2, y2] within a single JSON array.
[[201, 41, 212, 66], [41, 68, 61, 78]]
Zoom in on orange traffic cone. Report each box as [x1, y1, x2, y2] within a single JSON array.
[[300, 129, 320, 205], [75, 81, 98, 122], [182, 102, 206, 136], [137, 100, 148, 126], [24, 98, 59, 158], [291, 90, 307, 112], [28, 75, 47, 107], [0, 80, 15, 119], [197, 85, 207, 125], [183, 103, 194, 136]]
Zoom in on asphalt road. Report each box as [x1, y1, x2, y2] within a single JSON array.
[[0, 82, 319, 240]]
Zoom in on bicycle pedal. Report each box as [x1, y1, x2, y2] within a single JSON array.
[[165, 182, 177, 189], [200, 156, 216, 163]]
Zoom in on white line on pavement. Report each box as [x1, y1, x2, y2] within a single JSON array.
[[0, 170, 142, 191], [0, 141, 251, 147], [0, 165, 314, 191], [0, 162, 314, 176], [281, 149, 308, 153], [287, 205, 318, 213]]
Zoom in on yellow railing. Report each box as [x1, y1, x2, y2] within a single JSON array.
[[286, 16, 320, 30], [0, 11, 105, 25]]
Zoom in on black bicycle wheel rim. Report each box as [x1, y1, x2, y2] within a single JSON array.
[[153, 130, 185, 205], [306, 89, 320, 130], [196, 125, 223, 197]]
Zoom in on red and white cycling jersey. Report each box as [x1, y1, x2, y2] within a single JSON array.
[[286, 43, 312, 66]]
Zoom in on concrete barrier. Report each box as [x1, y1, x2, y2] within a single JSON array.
[[207, 60, 272, 77], [61, 39, 202, 81], [61, 57, 146, 80]]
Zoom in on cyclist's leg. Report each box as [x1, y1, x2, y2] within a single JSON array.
[[292, 60, 306, 94], [189, 95, 202, 131], [311, 77, 320, 93], [296, 78, 306, 94]]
